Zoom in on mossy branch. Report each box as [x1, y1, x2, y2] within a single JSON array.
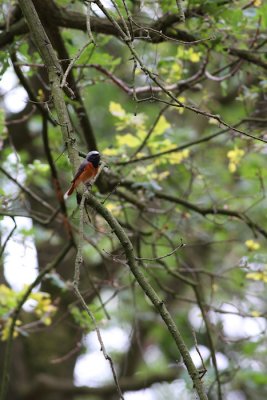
[[18, 0, 81, 173]]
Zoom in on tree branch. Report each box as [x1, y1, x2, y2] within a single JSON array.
[[0, 217, 16, 259], [18, 0, 81, 184], [229, 47, 267, 70], [9, 51, 57, 126], [0, 166, 55, 212], [0, 7, 198, 49], [155, 192, 267, 239], [23, 370, 182, 397], [84, 191, 208, 400]]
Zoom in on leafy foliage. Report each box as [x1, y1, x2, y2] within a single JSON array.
[[1, 0, 267, 399], [0, 285, 57, 340]]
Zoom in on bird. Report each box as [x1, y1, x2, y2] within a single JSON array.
[[66, 150, 101, 197]]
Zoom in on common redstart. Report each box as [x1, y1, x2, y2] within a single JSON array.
[[66, 150, 101, 196]]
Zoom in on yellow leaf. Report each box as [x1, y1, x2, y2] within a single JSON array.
[[136, 129, 147, 140], [37, 89, 45, 101], [116, 133, 140, 148], [246, 271, 267, 283], [181, 149, 190, 158], [190, 52, 201, 63], [251, 310, 261, 317], [0, 284, 13, 300], [150, 139, 176, 154], [135, 165, 155, 175], [102, 148, 119, 156], [1, 318, 21, 341], [168, 149, 190, 164], [246, 272, 262, 280], [227, 147, 244, 161], [43, 317, 52, 326], [106, 203, 121, 217], [109, 102, 126, 118], [30, 292, 47, 301], [169, 63, 182, 80], [158, 139, 176, 151], [135, 152, 146, 158], [153, 116, 171, 136], [246, 271, 267, 282], [227, 146, 244, 173], [254, 0, 261, 6], [176, 96, 185, 114], [157, 171, 170, 181], [245, 239, 260, 251], [229, 162, 237, 173]]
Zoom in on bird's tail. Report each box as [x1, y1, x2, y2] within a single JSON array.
[[64, 183, 75, 199]]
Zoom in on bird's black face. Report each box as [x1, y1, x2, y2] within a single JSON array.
[[86, 151, 101, 168]]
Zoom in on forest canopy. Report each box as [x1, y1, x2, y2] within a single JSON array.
[[1, 1, 267, 400]]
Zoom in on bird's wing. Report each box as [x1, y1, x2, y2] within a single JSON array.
[[71, 160, 88, 182]]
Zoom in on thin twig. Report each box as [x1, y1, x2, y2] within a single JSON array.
[[73, 192, 86, 285], [85, 0, 96, 44], [154, 192, 267, 239], [73, 285, 125, 399], [192, 329, 207, 379], [0, 217, 16, 258], [110, 0, 131, 40], [9, 52, 57, 126], [5, 106, 36, 125], [130, 104, 169, 159], [135, 240, 185, 262], [73, 189, 124, 399], [50, 342, 82, 364], [0, 166, 55, 212], [60, 40, 93, 89], [121, 0, 134, 39]]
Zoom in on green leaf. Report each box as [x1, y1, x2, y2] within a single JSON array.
[[242, 370, 267, 385], [160, 0, 177, 13], [220, 9, 243, 27], [242, 341, 260, 356], [83, 50, 121, 69], [19, 227, 35, 237], [257, 4, 267, 28]]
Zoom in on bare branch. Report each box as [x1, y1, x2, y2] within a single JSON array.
[[0, 217, 16, 259], [135, 240, 185, 262]]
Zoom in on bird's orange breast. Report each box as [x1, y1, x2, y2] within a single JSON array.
[[75, 163, 98, 185]]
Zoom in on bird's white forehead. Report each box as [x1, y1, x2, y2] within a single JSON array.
[[87, 151, 100, 156]]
